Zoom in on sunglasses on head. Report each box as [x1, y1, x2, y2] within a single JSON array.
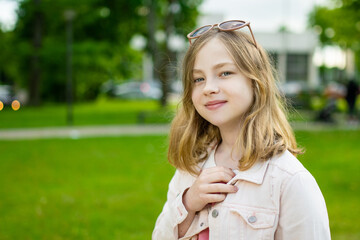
[[187, 20, 257, 48]]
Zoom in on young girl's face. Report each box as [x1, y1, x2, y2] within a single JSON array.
[[191, 37, 254, 130]]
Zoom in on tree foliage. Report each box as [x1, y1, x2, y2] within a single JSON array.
[[143, 0, 202, 106], [308, 0, 360, 72], [309, 0, 360, 48], [1, 0, 202, 104]]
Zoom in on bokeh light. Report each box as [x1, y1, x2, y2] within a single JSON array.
[[0, 101, 3, 111], [11, 100, 20, 111]]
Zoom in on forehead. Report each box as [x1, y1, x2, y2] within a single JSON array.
[[193, 38, 235, 70]]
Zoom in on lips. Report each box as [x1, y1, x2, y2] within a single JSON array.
[[205, 100, 227, 110]]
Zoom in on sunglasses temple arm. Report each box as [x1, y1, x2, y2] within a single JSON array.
[[248, 26, 257, 48]]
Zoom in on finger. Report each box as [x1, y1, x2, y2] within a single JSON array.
[[202, 167, 236, 181], [204, 193, 227, 203], [206, 183, 238, 194], [204, 171, 235, 184]]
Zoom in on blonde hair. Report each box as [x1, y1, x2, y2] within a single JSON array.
[[168, 29, 302, 175]]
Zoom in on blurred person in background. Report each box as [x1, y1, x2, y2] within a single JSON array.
[[317, 81, 346, 123], [345, 78, 359, 124]]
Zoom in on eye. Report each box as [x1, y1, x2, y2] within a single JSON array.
[[220, 71, 232, 77], [193, 77, 205, 83]]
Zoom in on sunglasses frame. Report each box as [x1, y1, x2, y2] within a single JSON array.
[[187, 20, 257, 48]]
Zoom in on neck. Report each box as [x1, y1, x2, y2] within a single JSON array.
[[217, 124, 241, 160]]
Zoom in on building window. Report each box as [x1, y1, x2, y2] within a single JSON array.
[[286, 54, 308, 81]]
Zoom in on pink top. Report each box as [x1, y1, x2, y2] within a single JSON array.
[[198, 228, 209, 240]]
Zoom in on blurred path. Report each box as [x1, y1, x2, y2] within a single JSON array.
[[290, 121, 360, 131], [0, 122, 359, 140], [0, 124, 170, 140]]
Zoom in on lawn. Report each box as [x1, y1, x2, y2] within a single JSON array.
[[0, 130, 359, 239], [0, 99, 175, 129], [0, 98, 343, 129], [296, 130, 360, 240]]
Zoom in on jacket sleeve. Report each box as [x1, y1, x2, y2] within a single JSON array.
[[275, 171, 331, 240], [152, 170, 194, 240]]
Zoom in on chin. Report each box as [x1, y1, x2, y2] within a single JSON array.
[[204, 119, 224, 128]]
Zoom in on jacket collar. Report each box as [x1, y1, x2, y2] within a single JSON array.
[[205, 146, 270, 185], [227, 159, 270, 185]]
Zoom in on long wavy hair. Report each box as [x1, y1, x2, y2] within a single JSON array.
[[168, 29, 302, 175]]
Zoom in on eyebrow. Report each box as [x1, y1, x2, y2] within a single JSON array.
[[193, 62, 236, 73]]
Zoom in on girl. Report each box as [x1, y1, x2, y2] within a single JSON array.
[[152, 20, 330, 240]]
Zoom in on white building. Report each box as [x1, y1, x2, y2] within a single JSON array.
[[196, 14, 320, 89], [255, 31, 319, 88]]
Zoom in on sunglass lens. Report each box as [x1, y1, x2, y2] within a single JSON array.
[[219, 21, 245, 30], [189, 25, 212, 38]]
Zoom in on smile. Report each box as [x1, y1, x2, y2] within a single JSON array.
[[205, 100, 227, 110]]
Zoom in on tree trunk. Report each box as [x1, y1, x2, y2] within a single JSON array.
[[159, 0, 177, 107], [146, 0, 162, 100], [146, 0, 178, 107], [29, 0, 42, 106]]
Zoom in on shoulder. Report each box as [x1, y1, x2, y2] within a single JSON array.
[[267, 150, 324, 200], [268, 150, 309, 177], [267, 150, 320, 192], [271, 152, 330, 239]]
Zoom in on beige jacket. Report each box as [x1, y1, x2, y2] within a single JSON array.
[[152, 150, 331, 240]]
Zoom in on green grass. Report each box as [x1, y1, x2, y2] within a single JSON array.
[[296, 130, 360, 240], [1, 98, 346, 129], [0, 131, 359, 239], [0, 99, 176, 129], [0, 136, 174, 239]]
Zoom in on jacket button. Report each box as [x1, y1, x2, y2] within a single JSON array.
[[200, 222, 204, 227], [248, 215, 257, 223], [212, 209, 219, 218]]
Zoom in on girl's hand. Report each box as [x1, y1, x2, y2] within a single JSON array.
[[182, 166, 238, 213]]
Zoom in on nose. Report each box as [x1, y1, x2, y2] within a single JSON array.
[[203, 77, 219, 95]]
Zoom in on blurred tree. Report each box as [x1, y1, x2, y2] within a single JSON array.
[[3, 0, 202, 105], [29, 0, 42, 106], [0, 24, 21, 89], [308, 0, 360, 72], [143, 0, 203, 106], [9, 0, 145, 103]]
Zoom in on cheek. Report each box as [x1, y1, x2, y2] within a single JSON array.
[[232, 81, 254, 106], [191, 90, 205, 116], [247, 86, 254, 102], [191, 88, 200, 105], [243, 80, 254, 102], [248, 83, 255, 104]]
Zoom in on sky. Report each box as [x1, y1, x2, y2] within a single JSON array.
[[200, 0, 328, 33], [0, 0, 329, 32], [0, 0, 17, 31]]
